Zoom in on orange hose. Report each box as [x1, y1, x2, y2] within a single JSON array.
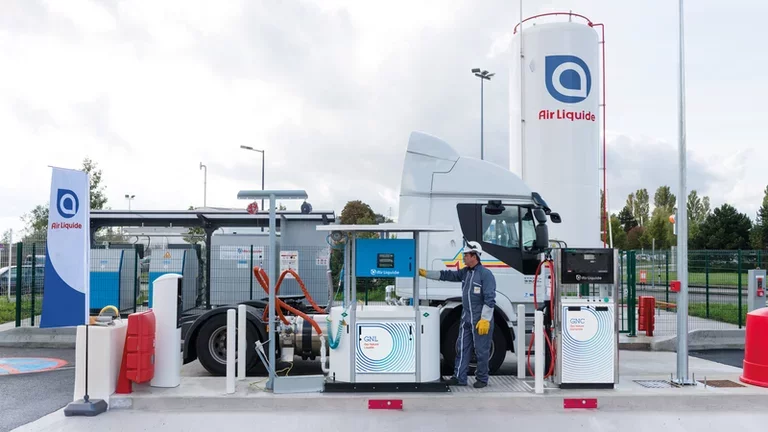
[[252, 266, 324, 335]]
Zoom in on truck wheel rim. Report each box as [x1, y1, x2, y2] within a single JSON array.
[[470, 341, 495, 368], [208, 326, 227, 364]]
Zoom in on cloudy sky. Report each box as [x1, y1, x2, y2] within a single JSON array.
[[2, 0, 767, 238]]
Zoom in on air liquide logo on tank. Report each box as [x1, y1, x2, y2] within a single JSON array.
[[540, 54, 596, 122]]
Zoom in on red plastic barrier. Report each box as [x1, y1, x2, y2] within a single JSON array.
[[740, 308, 768, 388], [644, 297, 655, 336], [116, 310, 156, 394]]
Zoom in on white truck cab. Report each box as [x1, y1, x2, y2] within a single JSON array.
[[395, 131, 561, 373]]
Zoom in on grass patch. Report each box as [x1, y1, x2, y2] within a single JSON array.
[[687, 302, 746, 326], [0, 296, 43, 325], [634, 271, 748, 287]]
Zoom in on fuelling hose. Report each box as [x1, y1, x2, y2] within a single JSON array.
[[526, 258, 557, 379], [252, 266, 324, 335]]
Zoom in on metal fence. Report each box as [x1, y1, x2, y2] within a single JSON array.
[[4, 240, 145, 327], [621, 249, 767, 336]]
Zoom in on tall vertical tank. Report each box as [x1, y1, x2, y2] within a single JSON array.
[[510, 17, 601, 248]]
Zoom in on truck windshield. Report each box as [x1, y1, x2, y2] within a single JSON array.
[[481, 205, 537, 250]]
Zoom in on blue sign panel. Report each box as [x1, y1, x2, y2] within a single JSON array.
[[355, 239, 415, 278]]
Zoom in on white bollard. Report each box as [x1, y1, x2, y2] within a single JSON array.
[[517, 304, 525, 379], [227, 309, 236, 394], [237, 305, 246, 381], [534, 310, 544, 394]]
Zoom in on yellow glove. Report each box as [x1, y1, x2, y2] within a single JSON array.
[[418, 268, 427, 277], [476, 319, 490, 335]]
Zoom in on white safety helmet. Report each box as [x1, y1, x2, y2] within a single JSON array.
[[462, 241, 483, 257]]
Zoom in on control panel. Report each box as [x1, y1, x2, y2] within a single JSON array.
[[560, 248, 615, 284], [355, 239, 415, 278]]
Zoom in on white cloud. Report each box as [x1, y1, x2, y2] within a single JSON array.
[[1, 0, 767, 241]]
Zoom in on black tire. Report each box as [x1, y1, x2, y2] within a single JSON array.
[[195, 313, 261, 376], [441, 318, 507, 376]]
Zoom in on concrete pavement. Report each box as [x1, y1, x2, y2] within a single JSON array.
[[13, 409, 768, 432]]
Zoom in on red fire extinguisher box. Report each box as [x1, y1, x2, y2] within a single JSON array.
[[670, 280, 681, 293]]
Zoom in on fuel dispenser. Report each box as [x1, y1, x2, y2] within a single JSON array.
[[748, 269, 767, 313], [551, 248, 619, 389]]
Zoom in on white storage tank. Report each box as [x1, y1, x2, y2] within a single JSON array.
[[510, 18, 601, 248]]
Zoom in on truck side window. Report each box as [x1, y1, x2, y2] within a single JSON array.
[[520, 208, 537, 249], [481, 205, 520, 248]]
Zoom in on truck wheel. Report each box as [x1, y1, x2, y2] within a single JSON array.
[[195, 313, 261, 376], [441, 319, 507, 376]]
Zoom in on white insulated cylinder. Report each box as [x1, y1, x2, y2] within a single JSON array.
[[534, 310, 544, 394], [150, 273, 182, 388], [517, 304, 525, 379], [510, 21, 601, 248], [227, 309, 236, 394]]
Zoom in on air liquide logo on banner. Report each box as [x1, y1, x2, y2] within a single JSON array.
[[540, 54, 596, 122], [51, 188, 82, 230]]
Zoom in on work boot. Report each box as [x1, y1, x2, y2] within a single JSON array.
[[444, 376, 465, 386], [473, 380, 488, 389]]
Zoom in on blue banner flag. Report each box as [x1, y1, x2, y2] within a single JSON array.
[[39, 167, 90, 328]]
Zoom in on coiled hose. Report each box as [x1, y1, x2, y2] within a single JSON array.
[[252, 266, 323, 335]]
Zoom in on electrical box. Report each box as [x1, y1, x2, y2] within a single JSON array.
[[748, 269, 767, 313], [355, 239, 415, 278], [560, 248, 615, 284]]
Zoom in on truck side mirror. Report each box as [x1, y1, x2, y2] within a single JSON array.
[[549, 212, 562, 223], [534, 224, 549, 250]]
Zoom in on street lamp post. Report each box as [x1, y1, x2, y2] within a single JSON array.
[[471, 68, 494, 160], [239, 145, 265, 211], [199, 162, 207, 207], [124, 194, 135, 211]]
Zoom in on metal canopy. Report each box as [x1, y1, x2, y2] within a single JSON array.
[[316, 224, 453, 233], [237, 190, 308, 200], [90, 209, 334, 230]]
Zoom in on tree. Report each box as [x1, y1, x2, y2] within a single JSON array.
[[626, 226, 646, 250], [82, 157, 108, 210], [751, 185, 768, 249], [1, 229, 11, 243], [635, 189, 650, 226], [183, 206, 206, 244], [609, 214, 627, 250], [653, 185, 676, 218], [21, 204, 49, 240], [646, 211, 674, 249], [618, 206, 637, 233], [627, 190, 649, 226], [693, 204, 752, 250], [687, 190, 711, 247]]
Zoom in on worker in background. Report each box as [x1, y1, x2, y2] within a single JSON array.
[[419, 241, 496, 388]]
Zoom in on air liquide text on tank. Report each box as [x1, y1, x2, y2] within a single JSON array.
[[510, 18, 601, 248]]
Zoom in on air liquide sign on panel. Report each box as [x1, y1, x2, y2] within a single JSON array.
[[539, 55, 596, 122], [40, 167, 91, 328]]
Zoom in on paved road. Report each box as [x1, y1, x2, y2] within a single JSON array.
[[690, 349, 744, 369], [15, 409, 768, 432], [0, 347, 75, 432]]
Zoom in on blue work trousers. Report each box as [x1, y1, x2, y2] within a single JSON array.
[[454, 319, 493, 384]]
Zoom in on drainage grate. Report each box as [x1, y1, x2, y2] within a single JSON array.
[[633, 379, 674, 389], [443, 376, 555, 393], [698, 379, 745, 388]]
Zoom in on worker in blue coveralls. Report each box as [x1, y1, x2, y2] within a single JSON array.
[[419, 241, 496, 388]]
